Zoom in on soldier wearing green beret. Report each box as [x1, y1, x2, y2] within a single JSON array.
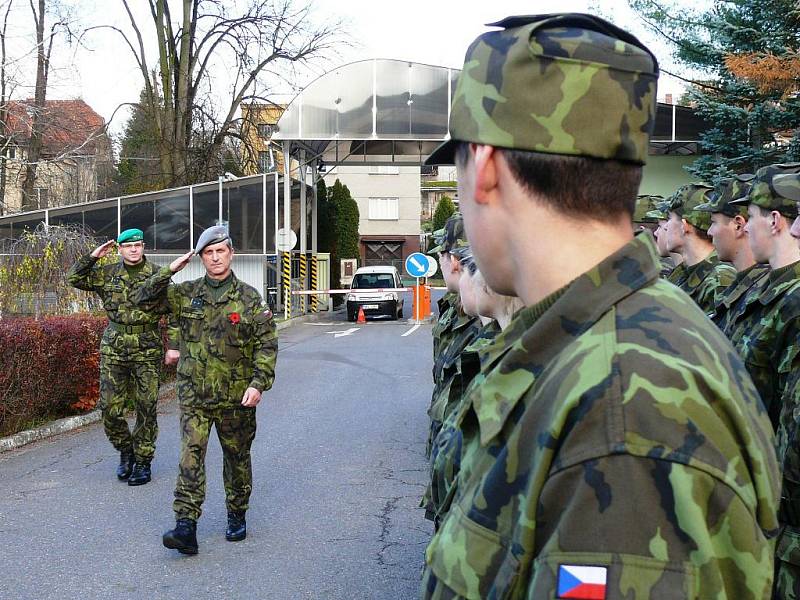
[[67, 228, 172, 485], [136, 225, 278, 555], [717, 164, 800, 599], [423, 13, 779, 599], [694, 174, 770, 333], [663, 183, 737, 314]]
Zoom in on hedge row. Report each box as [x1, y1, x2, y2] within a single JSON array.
[[0, 315, 175, 438]]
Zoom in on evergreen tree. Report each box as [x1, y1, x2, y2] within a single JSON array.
[[432, 196, 456, 231], [114, 88, 164, 194], [331, 179, 360, 261], [630, 0, 800, 181]]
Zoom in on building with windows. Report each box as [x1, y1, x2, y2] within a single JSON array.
[[1, 99, 113, 214]]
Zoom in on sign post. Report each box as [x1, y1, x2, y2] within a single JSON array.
[[405, 252, 435, 323]]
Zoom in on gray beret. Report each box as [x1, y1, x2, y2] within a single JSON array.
[[195, 225, 231, 253]]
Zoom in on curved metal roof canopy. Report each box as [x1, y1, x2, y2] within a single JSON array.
[[273, 59, 708, 165]]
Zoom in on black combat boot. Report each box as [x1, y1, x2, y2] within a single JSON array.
[[225, 511, 246, 542], [116, 450, 134, 480], [127, 461, 151, 486], [162, 518, 198, 555]]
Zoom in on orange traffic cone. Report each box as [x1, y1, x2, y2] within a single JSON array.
[[357, 306, 366, 324]]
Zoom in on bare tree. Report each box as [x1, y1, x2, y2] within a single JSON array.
[[19, 0, 67, 209], [96, 0, 343, 187], [0, 0, 16, 215]]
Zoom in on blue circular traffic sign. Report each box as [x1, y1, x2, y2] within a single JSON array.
[[405, 252, 432, 278]]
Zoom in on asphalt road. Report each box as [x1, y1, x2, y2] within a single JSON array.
[[0, 299, 441, 600]]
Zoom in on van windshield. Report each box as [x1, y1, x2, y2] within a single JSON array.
[[352, 273, 395, 289]]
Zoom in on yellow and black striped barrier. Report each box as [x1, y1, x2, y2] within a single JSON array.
[[299, 253, 307, 314], [310, 254, 318, 313], [282, 251, 291, 319]]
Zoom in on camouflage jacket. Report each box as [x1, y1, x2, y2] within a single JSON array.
[[433, 293, 460, 381], [421, 234, 779, 600], [712, 264, 770, 336], [727, 261, 800, 430], [67, 254, 170, 363], [426, 321, 503, 524], [428, 316, 486, 424], [667, 251, 737, 315], [432, 308, 479, 400], [433, 292, 459, 360], [136, 267, 277, 407], [658, 255, 675, 278]]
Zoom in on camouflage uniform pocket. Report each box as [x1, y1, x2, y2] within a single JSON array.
[[180, 309, 204, 342], [426, 503, 519, 599]]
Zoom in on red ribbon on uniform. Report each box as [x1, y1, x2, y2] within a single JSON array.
[[228, 312, 240, 325]]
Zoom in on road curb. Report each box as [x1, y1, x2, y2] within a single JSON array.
[[0, 410, 102, 454]]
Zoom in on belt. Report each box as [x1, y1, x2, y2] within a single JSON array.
[[108, 321, 160, 334]]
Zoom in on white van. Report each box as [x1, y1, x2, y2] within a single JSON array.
[[346, 266, 404, 321]]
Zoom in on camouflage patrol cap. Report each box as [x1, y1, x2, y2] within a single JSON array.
[[195, 225, 231, 253], [730, 163, 800, 218], [694, 174, 754, 217], [450, 244, 472, 261], [428, 227, 447, 254], [425, 13, 659, 166], [644, 200, 670, 221], [633, 195, 665, 224], [442, 212, 468, 253], [668, 183, 715, 231]]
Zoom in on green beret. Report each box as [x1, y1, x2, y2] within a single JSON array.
[[117, 228, 144, 244]]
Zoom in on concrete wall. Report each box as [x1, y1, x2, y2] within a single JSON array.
[[640, 155, 696, 197], [323, 165, 421, 237]]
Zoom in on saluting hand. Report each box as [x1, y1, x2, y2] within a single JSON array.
[[241, 387, 262, 407], [91, 240, 116, 258], [169, 250, 194, 273]]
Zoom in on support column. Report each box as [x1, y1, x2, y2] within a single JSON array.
[[311, 162, 319, 313], [299, 150, 307, 315], [283, 141, 292, 320]]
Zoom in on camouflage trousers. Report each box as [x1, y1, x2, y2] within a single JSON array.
[[173, 405, 257, 522], [99, 356, 160, 463], [775, 525, 800, 599]]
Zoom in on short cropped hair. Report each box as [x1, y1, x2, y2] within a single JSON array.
[[454, 142, 642, 223]]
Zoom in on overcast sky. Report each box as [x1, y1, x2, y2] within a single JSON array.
[[5, 0, 688, 139]]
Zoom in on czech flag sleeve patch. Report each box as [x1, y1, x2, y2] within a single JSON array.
[[557, 564, 607, 599]]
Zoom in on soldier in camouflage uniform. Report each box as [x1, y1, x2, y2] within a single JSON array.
[[426, 214, 481, 458], [424, 253, 522, 528], [664, 183, 737, 314], [722, 166, 800, 598], [645, 200, 682, 278], [693, 174, 770, 333], [634, 195, 675, 277], [136, 225, 277, 555], [67, 228, 171, 486], [423, 13, 779, 599], [430, 227, 456, 361]]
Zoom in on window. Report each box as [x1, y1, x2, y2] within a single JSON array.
[[368, 197, 399, 220], [352, 273, 395, 289], [368, 165, 399, 175], [257, 123, 274, 138], [258, 151, 272, 173]]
